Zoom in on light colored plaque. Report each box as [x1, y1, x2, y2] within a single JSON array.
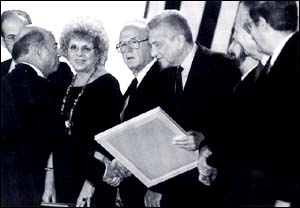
[[95, 107, 199, 187]]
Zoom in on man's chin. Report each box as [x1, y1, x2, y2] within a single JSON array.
[[158, 61, 169, 69]]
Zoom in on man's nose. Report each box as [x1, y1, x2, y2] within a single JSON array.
[[57, 48, 63, 57], [150, 46, 158, 58]]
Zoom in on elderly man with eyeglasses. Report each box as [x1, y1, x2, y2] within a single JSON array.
[[114, 19, 165, 207]]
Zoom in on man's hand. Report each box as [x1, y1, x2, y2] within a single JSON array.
[[111, 159, 132, 178], [144, 190, 162, 207], [197, 146, 217, 186], [102, 160, 122, 187], [76, 180, 95, 207], [173, 131, 205, 151]]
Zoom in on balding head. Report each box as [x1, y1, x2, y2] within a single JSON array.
[[12, 26, 59, 77], [120, 19, 149, 40], [118, 19, 153, 75]]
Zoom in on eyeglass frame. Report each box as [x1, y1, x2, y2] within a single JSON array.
[[243, 19, 255, 34], [67, 44, 96, 55], [3, 34, 17, 42], [116, 38, 148, 53]]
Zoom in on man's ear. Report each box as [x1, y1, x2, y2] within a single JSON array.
[[33, 45, 42, 57], [176, 34, 185, 49], [258, 16, 268, 31]]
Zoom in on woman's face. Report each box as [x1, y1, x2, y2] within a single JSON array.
[[67, 38, 98, 73]]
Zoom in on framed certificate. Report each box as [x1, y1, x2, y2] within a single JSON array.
[[95, 107, 199, 187]]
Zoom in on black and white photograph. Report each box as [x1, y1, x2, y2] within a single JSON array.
[[1, 1, 299, 207]]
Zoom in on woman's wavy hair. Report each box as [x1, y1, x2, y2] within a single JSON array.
[[60, 17, 109, 64]]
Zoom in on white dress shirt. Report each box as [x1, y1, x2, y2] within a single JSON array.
[[181, 44, 197, 89]]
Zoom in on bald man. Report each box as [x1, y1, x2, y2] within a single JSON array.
[[1, 26, 62, 206]]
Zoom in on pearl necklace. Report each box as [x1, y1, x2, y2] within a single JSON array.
[[60, 69, 97, 135]]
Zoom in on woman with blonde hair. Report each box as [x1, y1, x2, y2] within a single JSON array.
[[44, 17, 124, 207]]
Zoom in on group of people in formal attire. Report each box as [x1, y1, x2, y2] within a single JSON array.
[[1, 1, 299, 207]]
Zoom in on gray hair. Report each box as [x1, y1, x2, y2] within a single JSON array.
[[147, 10, 193, 44], [1, 10, 32, 37], [121, 18, 149, 38], [12, 27, 51, 61], [60, 17, 109, 64]]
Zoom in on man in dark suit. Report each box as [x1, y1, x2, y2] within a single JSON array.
[[1, 10, 73, 88], [227, 1, 269, 91], [115, 19, 163, 207], [147, 10, 241, 207], [1, 25, 120, 206], [1, 25, 62, 207], [205, 1, 299, 207], [1, 10, 32, 77]]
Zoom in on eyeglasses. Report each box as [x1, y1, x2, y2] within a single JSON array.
[[116, 39, 148, 53], [243, 20, 254, 34], [4, 34, 16, 42], [68, 45, 95, 54]]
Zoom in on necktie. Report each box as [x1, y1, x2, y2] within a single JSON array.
[[260, 56, 272, 78], [233, 61, 264, 94], [175, 66, 184, 109], [121, 78, 138, 121], [125, 78, 138, 99]]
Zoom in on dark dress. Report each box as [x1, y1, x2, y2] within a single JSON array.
[[54, 73, 124, 207], [1, 64, 66, 207]]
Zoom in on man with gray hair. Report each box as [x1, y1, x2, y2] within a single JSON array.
[[1, 9, 32, 77], [147, 9, 241, 207], [115, 19, 163, 207]]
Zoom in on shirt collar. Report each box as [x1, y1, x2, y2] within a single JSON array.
[[135, 59, 155, 87], [181, 44, 197, 73], [241, 69, 252, 81], [271, 32, 294, 66], [261, 54, 270, 66], [180, 44, 197, 88], [8, 59, 16, 73], [241, 55, 269, 81], [18, 62, 45, 78]]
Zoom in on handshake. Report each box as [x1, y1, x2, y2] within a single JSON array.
[[102, 158, 132, 187]]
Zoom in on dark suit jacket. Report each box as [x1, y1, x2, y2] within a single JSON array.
[[161, 44, 241, 134], [158, 44, 241, 207], [1, 63, 66, 206], [122, 61, 162, 121], [1, 58, 12, 78], [1, 63, 107, 206], [211, 32, 299, 206], [119, 61, 163, 207]]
